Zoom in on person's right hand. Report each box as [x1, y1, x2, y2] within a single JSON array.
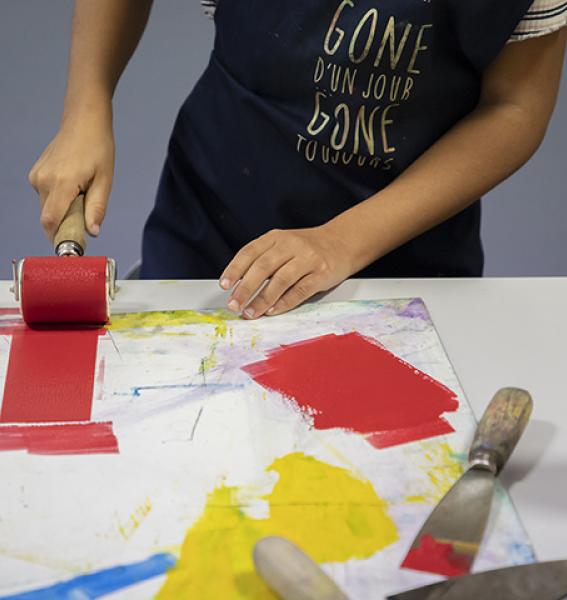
[[28, 108, 115, 241]]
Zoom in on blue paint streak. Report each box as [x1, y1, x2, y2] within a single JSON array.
[[113, 382, 244, 397], [1, 553, 176, 599], [509, 540, 537, 564]]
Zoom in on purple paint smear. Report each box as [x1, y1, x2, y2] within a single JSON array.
[[398, 298, 430, 322]]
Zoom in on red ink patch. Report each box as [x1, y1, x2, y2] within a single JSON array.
[[1, 328, 99, 423], [0, 310, 117, 455], [243, 332, 457, 448], [0, 422, 119, 455], [365, 419, 456, 449], [401, 534, 473, 577]]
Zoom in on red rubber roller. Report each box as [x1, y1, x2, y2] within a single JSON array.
[[12, 195, 116, 325]]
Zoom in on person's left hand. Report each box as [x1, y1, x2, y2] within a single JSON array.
[[219, 226, 354, 319]]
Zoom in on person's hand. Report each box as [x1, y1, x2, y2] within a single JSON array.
[[219, 226, 354, 319], [28, 108, 115, 241]]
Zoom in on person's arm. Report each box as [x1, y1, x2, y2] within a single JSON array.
[[29, 0, 153, 240], [221, 28, 567, 319]]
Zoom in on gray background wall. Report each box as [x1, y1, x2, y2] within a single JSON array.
[[1, 0, 565, 278]]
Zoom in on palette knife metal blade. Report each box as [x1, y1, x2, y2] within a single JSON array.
[[401, 387, 532, 577], [387, 560, 567, 600]]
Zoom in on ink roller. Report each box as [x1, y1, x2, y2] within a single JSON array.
[[11, 195, 116, 324]]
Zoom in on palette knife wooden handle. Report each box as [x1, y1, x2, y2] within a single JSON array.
[[253, 536, 349, 600], [469, 387, 533, 475]]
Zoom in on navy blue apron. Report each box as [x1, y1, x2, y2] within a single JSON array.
[[140, 0, 533, 279]]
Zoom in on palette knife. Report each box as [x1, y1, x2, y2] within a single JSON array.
[[401, 387, 533, 576]]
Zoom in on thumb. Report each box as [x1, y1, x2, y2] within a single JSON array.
[[83, 175, 111, 237]]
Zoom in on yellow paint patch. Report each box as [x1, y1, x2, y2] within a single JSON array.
[[157, 453, 398, 599], [108, 310, 237, 337]]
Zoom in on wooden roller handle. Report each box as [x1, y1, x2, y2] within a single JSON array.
[[469, 387, 533, 475], [253, 537, 349, 600], [53, 194, 86, 253]]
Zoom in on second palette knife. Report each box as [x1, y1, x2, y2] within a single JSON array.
[[401, 387, 532, 577]]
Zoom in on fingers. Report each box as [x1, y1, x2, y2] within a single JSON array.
[[227, 248, 293, 314], [28, 120, 115, 243], [266, 274, 319, 316], [30, 163, 110, 241], [84, 176, 111, 236], [242, 260, 305, 319], [29, 158, 85, 242], [219, 232, 278, 291], [221, 228, 343, 318]]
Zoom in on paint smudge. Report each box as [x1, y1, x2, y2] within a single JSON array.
[[117, 498, 153, 540], [0, 422, 118, 455], [405, 442, 465, 504], [0, 308, 24, 334], [0, 553, 176, 599], [401, 534, 472, 577], [1, 328, 100, 423], [95, 357, 105, 404], [243, 333, 458, 449], [157, 452, 398, 598], [108, 310, 237, 338], [397, 298, 430, 322], [0, 309, 22, 317], [199, 343, 219, 376]]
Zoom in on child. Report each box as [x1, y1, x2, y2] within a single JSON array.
[[29, 0, 566, 318]]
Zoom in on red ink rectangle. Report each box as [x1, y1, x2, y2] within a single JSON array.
[[243, 332, 458, 448], [0, 328, 99, 423], [365, 418, 455, 449], [0, 422, 119, 455]]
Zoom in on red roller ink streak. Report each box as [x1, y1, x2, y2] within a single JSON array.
[[0, 422, 118, 455], [0, 265, 118, 454], [1, 327, 99, 423], [243, 332, 458, 448], [401, 534, 472, 577]]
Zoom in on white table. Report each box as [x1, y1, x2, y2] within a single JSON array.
[[1, 277, 565, 563]]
